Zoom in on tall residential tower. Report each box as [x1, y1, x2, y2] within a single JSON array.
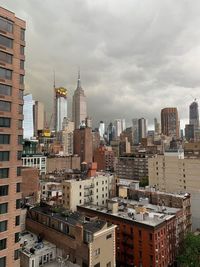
[[0, 7, 25, 267], [161, 107, 179, 138], [72, 71, 87, 129]]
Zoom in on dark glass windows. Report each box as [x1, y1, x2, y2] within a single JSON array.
[[0, 17, 13, 33], [0, 151, 9, 161], [0, 100, 11, 112], [0, 84, 12, 96], [0, 168, 9, 179], [0, 68, 12, 80], [0, 51, 12, 64], [0, 134, 10, 144], [0, 117, 10, 127], [0, 35, 13, 48]]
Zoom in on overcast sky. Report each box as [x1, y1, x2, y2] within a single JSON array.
[[1, 0, 200, 129]]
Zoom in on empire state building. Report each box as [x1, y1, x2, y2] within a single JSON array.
[[72, 71, 87, 129]]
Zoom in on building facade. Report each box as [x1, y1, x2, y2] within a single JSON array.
[[189, 100, 199, 130], [26, 207, 116, 267], [72, 72, 87, 129], [33, 101, 44, 136], [23, 93, 34, 140], [22, 155, 46, 175], [148, 151, 200, 229], [74, 127, 93, 164], [0, 7, 25, 267], [62, 173, 116, 211], [54, 87, 67, 132], [161, 107, 179, 138], [138, 118, 147, 143], [93, 145, 114, 171]]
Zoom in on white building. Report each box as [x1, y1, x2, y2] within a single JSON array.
[[62, 173, 116, 211], [54, 87, 68, 132], [99, 121, 105, 139], [22, 155, 47, 175], [114, 119, 125, 137], [23, 93, 34, 139]]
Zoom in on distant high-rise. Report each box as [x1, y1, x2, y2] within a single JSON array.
[[114, 119, 125, 137], [54, 87, 67, 132], [23, 93, 34, 139], [33, 101, 44, 136], [189, 100, 199, 130], [132, 118, 139, 144], [138, 118, 147, 142], [154, 117, 160, 134], [72, 71, 87, 129], [99, 121, 105, 139], [0, 7, 25, 266], [161, 108, 179, 138]]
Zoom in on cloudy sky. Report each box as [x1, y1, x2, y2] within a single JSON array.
[[1, 0, 200, 129]]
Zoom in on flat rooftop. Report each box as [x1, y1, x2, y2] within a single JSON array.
[[81, 197, 181, 227], [30, 206, 107, 233]]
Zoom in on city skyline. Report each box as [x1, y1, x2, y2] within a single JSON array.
[[1, 1, 200, 129]]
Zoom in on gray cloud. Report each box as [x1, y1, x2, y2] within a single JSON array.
[[1, 0, 200, 129]]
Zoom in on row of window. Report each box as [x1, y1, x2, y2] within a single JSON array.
[[0, 101, 23, 113], [0, 184, 21, 195], [0, 151, 23, 161], [0, 35, 25, 52], [0, 117, 23, 128], [0, 17, 13, 33], [0, 51, 24, 69], [0, 134, 22, 145], [0, 67, 24, 83]]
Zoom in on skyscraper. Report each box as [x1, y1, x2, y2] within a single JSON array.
[[99, 121, 105, 139], [114, 119, 125, 137], [138, 117, 147, 142], [132, 118, 139, 144], [54, 87, 67, 132], [72, 71, 87, 129], [0, 7, 25, 266], [189, 100, 199, 130], [23, 93, 34, 139], [154, 117, 160, 134], [161, 108, 179, 138]]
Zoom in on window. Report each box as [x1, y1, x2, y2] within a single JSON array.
[[0, 68, 12, 80], [0, 256, 6, 267], [0, 168, 9, 179], [20, 28, 25, 41], [0, 117, 10, 127], [17, 151, 22, 160], [19, 89, 23, 99], [79, 200, 82, 204], [79, 192, 81, 196], [0, 221, 7, 232], [19, 104, 23, 114], [18, 135, 23, 145], [106, 234, 112, 239], [18, 120, 22, 129], [149, 233, 153, 241], [0, 151, 9, 161], [0, 185, 8, 196], [0, 84, 12, 96], [16, 199, 21, 209], [0, 51, 12, 64], [20, 45, 25, 55], [0, 35, 13, 48], [139, 230, 142, 238], [15, 216, 20, 226], [0, 203, 8, 214], [16, 183, 21, 193], [94, 248, 100, 256], [0, 238, 6, 250], [94, 264, 100, 267], [15, 232, 20, 243], [14, 249, 19, 260], [0, 134, 10, 144], [20, 74, 24, 84], [107, 262, 111, 267], [0, 100, 11, 112], [20, 60, 24, 69], [0, 17, 13, 32], [17, 167, 21, 176]]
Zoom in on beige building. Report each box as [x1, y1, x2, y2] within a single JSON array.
[[61, 118, 74, 156], [0, 7, 25, 267], [46, 155, 80, 172], [33, 101, 44, 136], [26, 207, 116, 267], [62, 173, 116, 211], [148, 150, 200, 229]]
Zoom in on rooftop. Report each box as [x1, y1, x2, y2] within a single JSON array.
[[30, 206, 107, 234], [81, 197, 181, 228]]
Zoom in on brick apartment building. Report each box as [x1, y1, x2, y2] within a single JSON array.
[[0, 7, 25, 267], [26, 206, 116, 267], [93, 145, 114, 171], [74, 127, 93, 164], [78, 197, 186, 267]]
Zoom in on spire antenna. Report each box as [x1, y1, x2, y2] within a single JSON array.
[[77, 67, 81, 88]]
